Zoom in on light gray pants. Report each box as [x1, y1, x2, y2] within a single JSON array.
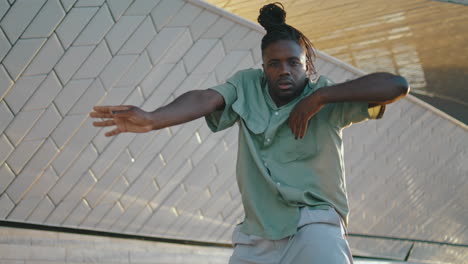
[[229, 207, 353, 264]]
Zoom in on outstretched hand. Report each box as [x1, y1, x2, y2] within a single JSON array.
[[288, 94, 324, 139], [90, 105, 155, 137]]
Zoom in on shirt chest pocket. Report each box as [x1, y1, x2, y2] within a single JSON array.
[[274, 123, 319, 163]]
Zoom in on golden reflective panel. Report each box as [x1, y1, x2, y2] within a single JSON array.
[[207, 0, 468, 123]]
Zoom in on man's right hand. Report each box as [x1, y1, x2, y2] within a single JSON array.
[[90, 105, 155, 137]]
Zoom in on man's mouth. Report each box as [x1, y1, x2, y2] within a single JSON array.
[[278, 81, 293, 90]]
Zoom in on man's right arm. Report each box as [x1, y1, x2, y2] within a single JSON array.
[[90, 89, 225, 137]]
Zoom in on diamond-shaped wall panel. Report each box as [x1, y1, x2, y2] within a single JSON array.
[[0, 1, 466, 263], [0, 0, 262, 240]]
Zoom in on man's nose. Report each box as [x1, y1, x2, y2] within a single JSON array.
[[279, 63, 291, 75]]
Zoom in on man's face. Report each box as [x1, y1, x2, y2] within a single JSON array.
[[262, 39, 308, 107]]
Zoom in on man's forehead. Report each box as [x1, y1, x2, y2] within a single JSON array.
[[263, 40, 306, 60]]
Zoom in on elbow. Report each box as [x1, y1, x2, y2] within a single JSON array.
[[374, 72, 410, 97], [373, 73, 410, 104], [392, 74, 410, 97]]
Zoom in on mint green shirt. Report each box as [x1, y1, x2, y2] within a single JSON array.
[[205, 68, 384, 240]]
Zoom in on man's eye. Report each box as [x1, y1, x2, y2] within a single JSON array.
[[290, 61, 300, 66]]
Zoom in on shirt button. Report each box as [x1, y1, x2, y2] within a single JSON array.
[[276, 182, 281, 186], [274, 111, 279, 116], [266, 138, 271, 143]]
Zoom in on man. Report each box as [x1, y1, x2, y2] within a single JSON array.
[[90, 3, 409, 263]]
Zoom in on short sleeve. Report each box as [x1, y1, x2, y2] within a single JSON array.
[[328, 102, 385, 128], [205, 69, 269, 134], [205, 82, 239, 132], [368, 104, 385, 119]]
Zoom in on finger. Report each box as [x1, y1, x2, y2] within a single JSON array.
[[93, 120, 115, 127], [300, 121, 308, 139], [93, 105, 111, 113], [296, 122, 303, 139], [105, 128, 121, 137], [289, 113, 302, 140], [109, 105, 133, 113], [295, 116, 302, 140], [93, 105, 132, 113], [89, 111, 113, 118], [292, 123, 297, 139], [111, 106, 136, 117], [288, 116, 297, 139], [298, 115, 306, 139], [294, 120, 301, 139]]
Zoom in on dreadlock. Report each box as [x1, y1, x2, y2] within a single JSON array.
[[258, 2, 317, 76]]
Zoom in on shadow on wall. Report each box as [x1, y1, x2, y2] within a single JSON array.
[[410, 67, 468, 125]]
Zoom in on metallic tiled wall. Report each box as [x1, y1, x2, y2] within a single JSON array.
[[0, 0, 466, 263]]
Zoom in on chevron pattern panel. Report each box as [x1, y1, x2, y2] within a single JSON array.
[[0, 0, 264, 243], [0, 0, 467, 263]]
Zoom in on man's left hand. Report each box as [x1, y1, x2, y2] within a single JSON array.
[[288, 93, 324, 139]]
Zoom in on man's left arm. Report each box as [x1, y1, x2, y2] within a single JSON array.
[[289, 72, 410, 139]]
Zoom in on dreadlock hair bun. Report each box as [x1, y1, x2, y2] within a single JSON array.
[[258, 2, 286, 32]]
